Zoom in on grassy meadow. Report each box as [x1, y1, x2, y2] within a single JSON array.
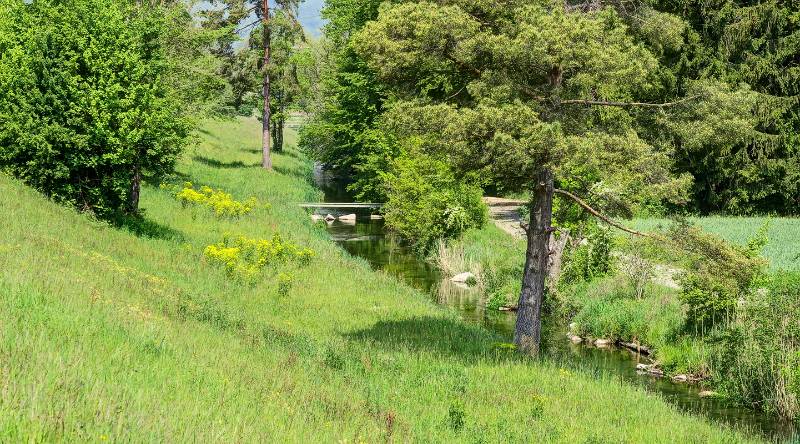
[[0, 118, 761, 442], [631, 217, 800, 272]]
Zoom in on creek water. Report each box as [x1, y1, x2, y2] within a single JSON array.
[[313, 168, 797, 442]]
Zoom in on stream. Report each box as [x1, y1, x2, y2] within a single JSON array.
[[313, 167, 797, 443]]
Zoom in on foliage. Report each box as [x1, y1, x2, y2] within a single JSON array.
[[712, 272, 800, 417], [560, 227, 614, 286], [174, 182, 261, 218], [382, 151, 487, 251], [648, 0, 800, 215], [298, 0, 390, 201], [667, 221, 768, 325], [204, 233, 315, 281], [0, 0, 192, 216], [568, 275, 686, 344]]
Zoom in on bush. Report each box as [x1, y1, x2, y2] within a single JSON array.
[[204, 234, 315, 283], [382, 152, 487, 251], [174, 182, 261, 218], [0, 0, 190, 216], [559, 226, 614, 286], [667, 221, 768, 326]]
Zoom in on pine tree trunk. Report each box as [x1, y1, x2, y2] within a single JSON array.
[[261, 0, 272, 170], [514, 169, 554, 354]]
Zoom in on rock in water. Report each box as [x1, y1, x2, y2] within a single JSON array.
[[339, 213, 356, 222], [594, 338, 612, 347], [451, 272, 476, 284], [324, 214, 336, 222]]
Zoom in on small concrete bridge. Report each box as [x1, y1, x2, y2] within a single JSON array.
[[298, 202, 384, 209]]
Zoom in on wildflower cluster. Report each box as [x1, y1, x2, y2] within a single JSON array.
[[174, 182, 261, 218], [204, 234, 315, 286]]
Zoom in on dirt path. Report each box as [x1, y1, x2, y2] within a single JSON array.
[[483, 197, 526, 239]]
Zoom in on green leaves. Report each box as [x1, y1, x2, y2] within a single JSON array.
[[0, 0, 191, 216]]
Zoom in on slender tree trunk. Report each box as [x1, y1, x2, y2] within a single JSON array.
[[127, 163, 142, 214], [547, 229, 570, 286], [514, 169, 554, 354], [261, 0, 272, 170]]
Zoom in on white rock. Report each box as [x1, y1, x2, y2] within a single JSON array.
[[451, 272, 476, 284], [338, 213, 357, 221], [594, 338, 612, 347], [636, 363, 650, 371], [672, 374, 689, 383], [324, 214, 336, 222], [370, 214, 384, 220], [569, 335, 583, 344], [311, 214, 324, 222]]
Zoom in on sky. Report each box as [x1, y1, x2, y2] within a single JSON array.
[[298, 0, 326, 37], [196, 0, 326, 38]]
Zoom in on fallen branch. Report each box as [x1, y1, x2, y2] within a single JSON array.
[[553, 189, 656, 238]]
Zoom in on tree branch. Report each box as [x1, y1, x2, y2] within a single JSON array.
[[234, 20, 260, 35], [558, 95, 701, 108], [520, 89, 701, 109], [553, 189, 657, 238]]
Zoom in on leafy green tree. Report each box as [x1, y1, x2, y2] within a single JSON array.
[[0, 0, 195, 216], [354, 1, 756, 353], [299, 0, 390, 201]]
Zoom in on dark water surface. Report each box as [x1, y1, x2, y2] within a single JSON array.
[[313, 167, 797, 442]]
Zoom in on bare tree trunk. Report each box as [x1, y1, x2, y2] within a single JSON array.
[[127, 163, 141, 214], [514, 169, 554, 354], [261, 0, 272, 170], [547, 228, 570, 286]]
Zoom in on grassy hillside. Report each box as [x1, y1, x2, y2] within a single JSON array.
[[0, 118, 758, 442]]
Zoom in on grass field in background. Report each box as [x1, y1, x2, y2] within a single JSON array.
[[0, 118, 758, 442], [632, 217, 800, 271]]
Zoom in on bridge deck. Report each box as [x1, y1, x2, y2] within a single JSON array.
[[298, 202, 384, 209]]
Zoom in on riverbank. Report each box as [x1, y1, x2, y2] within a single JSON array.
[[0, 117, 760, 442], [443, 194, 800, 436]]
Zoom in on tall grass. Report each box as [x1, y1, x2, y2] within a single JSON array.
[[0, 118, 759, 442]]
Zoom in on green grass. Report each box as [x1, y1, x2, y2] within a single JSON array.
[[0, 117, 760, 442], [632, 216, 800, 271]]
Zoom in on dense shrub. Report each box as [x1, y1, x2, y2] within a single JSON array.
[[668, 222, 768, 326], [0, 0, 190, 216], [382, 152, 487, 251]]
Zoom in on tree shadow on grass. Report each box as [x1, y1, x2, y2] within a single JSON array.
[[193, 155, 259, 169], [112, 213, 185, 242], [346, 316, 519, 363]]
